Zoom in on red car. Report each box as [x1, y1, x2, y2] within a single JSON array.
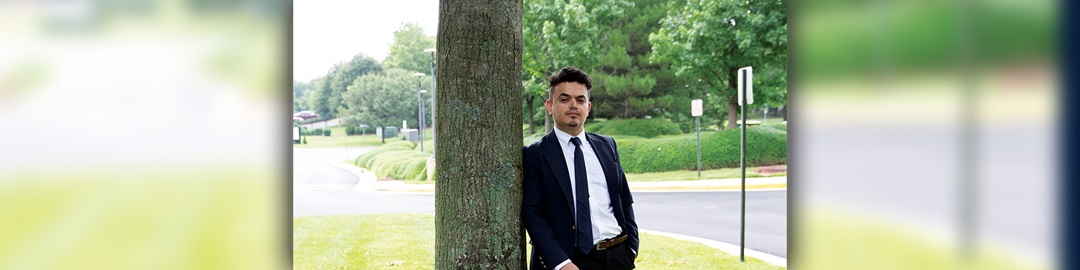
[[294, 111, 320, 120]]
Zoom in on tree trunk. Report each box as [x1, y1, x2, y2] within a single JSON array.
[[726, 98, 738, 129], [435, 0, 525, 268], [781, 103, 787, 121], [726, 66, 739, 129], [527, 95, 536, 135]]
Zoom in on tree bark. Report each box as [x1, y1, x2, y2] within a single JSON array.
[[726, 66, 739, 129], [435, 0, 525, 269]]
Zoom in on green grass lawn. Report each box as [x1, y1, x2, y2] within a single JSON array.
[[702, 118, 787, 130], [625, 166, 785, 181], [294, 126, 434, 148], [294, 214, 784, 269]]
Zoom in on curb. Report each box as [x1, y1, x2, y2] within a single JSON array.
[[329, 162, 376, 192], [641, 229, 787, 268]]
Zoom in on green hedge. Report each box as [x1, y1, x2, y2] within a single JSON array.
[[345, 126, 371, 135], [357, 126, 784, 180], [302, 128, 329, 136], [585, 118, 682, 138], [615, 126, 786, 173], [354, 141, 432, 181]]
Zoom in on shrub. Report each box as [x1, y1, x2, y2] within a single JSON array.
[[587, 118, 682, 138], [413, 140, 434, 154], [346, 126, 356, 135], [323, 129, 331, 136], [355, 141, 414, 168], [612, 126, 786, 173], [353, 141, 433, 181]]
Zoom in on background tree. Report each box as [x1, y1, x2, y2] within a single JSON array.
[[384, 23, 437, 74], [521, 79, 546, 135], [588, 0, 694, 122], [650, 0, 787, 129], [299, 53, 383, 120], [328, 53, 383, 118], [301, 76, 330, 118], [434, 0, 524, 267], [293, 80, 310, 112], [521, 0, 632, 134], [339, 68, 428, 129]]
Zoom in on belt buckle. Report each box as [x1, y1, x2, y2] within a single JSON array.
[[595, 238, 612, 251]]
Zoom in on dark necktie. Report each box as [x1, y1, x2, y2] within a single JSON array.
[[570, 137, 593, 254]]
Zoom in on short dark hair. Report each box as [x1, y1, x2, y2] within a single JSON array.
[[547, 66, 592, 99]]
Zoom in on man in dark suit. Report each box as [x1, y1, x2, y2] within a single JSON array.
[[523, 67, 639, 270]]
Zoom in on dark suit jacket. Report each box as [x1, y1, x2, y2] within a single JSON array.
[[522, 131, 639, 270]]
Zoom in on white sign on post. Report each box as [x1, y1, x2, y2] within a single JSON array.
[[738, 66, 754, 106], [691, 99, 703, 116]]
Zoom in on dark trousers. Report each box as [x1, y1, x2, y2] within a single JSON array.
[[572, 242, 636, 270]]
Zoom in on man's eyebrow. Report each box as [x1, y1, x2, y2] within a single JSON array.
[[557, 93, 586, 99]]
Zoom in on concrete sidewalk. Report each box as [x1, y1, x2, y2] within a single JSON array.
[[337, 162, 787, 193]]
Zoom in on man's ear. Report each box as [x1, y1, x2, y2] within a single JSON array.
[[544, 99, 553, 114]]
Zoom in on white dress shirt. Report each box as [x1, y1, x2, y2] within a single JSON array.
[[552, 128, 623, 270]]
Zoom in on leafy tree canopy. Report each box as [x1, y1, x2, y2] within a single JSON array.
[[384, 23, 436, 74]]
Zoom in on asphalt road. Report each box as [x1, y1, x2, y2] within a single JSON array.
[[634, 190, 787, 258], [293, 146, 788, 258], [293, 146, 436, 217]]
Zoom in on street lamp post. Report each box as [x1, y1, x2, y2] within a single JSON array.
[[414, 73, 427, 153], [424, 48, 436, 155]]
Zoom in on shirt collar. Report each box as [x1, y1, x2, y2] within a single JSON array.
[[553, 127, 587, 149]]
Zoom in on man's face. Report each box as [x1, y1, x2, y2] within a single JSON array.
[[546, 82, 591, 134]]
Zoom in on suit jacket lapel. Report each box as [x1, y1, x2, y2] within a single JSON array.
[[541, 131, 575, 211]]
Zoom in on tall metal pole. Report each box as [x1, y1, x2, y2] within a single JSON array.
[[696, 116, 701, 177], [418, 77, 425, 153], [739, 70, 748, 263], [428, 50, 437, 155], [958, 0, 976, 259]]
